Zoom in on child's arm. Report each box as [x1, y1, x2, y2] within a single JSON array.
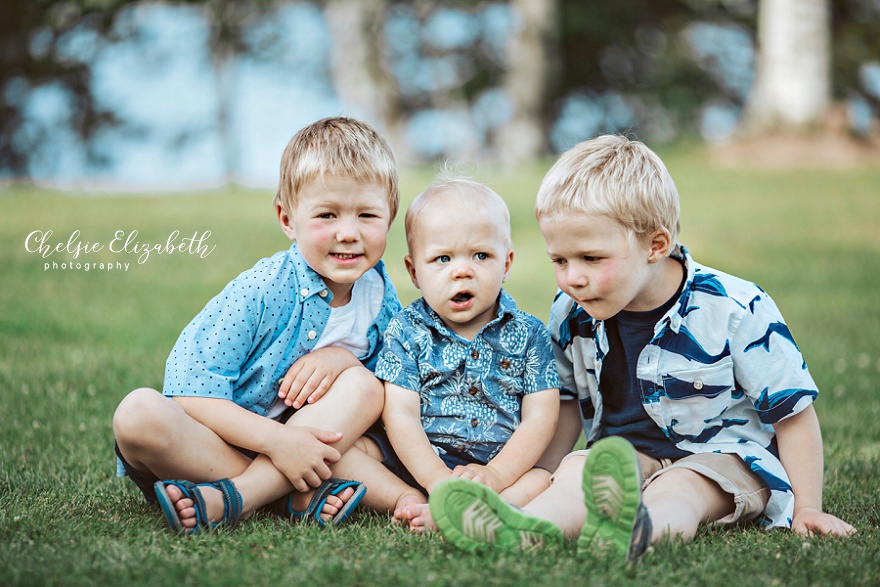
[[452, 388, 559, 492], [174, 395, 342, 492], [534, 398, 583, 472], [277, 346, 361, 409], [382, 382, 453, 493], [773, 404, 856, 537]]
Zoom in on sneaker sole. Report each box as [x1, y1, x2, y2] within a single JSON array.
[[430, 478, 564, 554], [577, 436, 642, 561]]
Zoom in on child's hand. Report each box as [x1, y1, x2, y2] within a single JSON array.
[[266, 425, 343, 492], [450, 463, 506, 492], [278, 347, 360, 409], [791, 507, 856, 537]]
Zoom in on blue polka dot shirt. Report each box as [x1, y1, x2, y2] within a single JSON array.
[[163, 242, 401, 416]]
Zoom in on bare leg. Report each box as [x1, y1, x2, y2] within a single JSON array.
[[519, 455, 588, 539], [201, 367, 383, 522], [641, 467, 734, 543], [499, 468, 552, 507], [115, 367, 384, 528], [113, 388, 253, 481], [328, 436, 429, 531]]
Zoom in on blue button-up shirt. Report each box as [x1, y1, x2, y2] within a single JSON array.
[[163, 242, 401, 416], [549, 245, 817, 529], [375, 290, 560, 464]]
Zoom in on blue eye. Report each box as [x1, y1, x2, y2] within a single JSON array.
[[475, 252, 488, 260], [436, 255, 450, 263]]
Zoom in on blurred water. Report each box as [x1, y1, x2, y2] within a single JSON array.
[[16, 3, 876, 188], [24, 2, 337, 188]]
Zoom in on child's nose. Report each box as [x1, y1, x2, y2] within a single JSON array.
[[452, 261, 475, 278], [335, 219, 359, 241], [565, 268, 587, 288]]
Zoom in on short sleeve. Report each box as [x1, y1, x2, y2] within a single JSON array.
[[548, 292, 578, 400], [163, 278, 258, 400], [731, 292, 818, 424], [374, 313, 421, 391], [521, 320, 560, 394]]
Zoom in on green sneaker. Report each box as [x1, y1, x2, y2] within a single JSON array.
[[429, 478, 564, 554], [577, 436, 653, 563]]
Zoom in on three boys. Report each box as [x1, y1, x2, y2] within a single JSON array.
[[115, 117, 853, 558]]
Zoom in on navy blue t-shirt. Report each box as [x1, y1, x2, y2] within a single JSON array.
[[599, 262, 690, 460]]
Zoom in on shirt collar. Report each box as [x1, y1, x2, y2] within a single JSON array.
[[660, 243, 695, 334], [289, 242, 335, 302]]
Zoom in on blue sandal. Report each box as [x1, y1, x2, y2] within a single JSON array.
[[154, 478, 243, 534], [274, 478, 366, 527]]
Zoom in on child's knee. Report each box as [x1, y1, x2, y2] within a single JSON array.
[[336, 366, 384, 411], [112, 388, 167, 441], [553, 453, 587, 483]]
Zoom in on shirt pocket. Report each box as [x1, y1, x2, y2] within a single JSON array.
[[659, 362, 735, 437]]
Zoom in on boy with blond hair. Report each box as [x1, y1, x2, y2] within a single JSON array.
[[113, 117, 402, 532], [430, 135, 855, 559]]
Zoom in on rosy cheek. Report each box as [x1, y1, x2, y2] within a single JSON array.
[[553, 266, 570, 290], [305, 222, 332, 242], [593, 264, 620, 290]]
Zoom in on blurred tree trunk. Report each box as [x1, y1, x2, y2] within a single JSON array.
[[324, 0, 409, 159], [203, 0, 266, 184], [494, 0, 559, 164], [212, 48, 237, 183], [740, 0, 831, 133]]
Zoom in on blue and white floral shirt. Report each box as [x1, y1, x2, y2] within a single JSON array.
[[376, 290, 560, 464], [163, 242, 401, 416], [549, 245, 817, 529]]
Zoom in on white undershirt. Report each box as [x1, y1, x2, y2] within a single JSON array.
[[265, 269, 384, 419]]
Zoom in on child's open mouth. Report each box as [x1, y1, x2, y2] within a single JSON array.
[[332, 253, 360, 261], [450, 292, 474, 309]]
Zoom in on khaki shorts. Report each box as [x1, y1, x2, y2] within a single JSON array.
[[558, 448, 770, 526]]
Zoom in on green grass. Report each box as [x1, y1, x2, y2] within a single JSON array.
[[1, 149, 879, 586]]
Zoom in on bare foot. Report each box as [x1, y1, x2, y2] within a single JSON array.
[[393, 491, 434, 533], [289, 485, 355, 523]]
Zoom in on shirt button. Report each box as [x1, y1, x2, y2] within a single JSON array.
[[319, 289, 328, 298], [500, 359, 511, 369], [468, 386, 478, 396], [471, 350, 479, 360], [308, 330, 317, 340], [671, 316, 681, 329], [470, 418, 478, 427], [300, 288, 309, 297], [693, 380, 704, 390]]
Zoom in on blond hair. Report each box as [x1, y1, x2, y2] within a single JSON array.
[[405, 175, 511, 253], [275, 117, 399, 222], [535, 134, 680, 243]]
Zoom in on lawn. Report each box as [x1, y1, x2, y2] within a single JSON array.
[[1, 147, 878, 586]]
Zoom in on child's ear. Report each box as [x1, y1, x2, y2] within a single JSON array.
[[404, 255, 420, 289], [277, 204, 296, 241], [647, 227, 673, 263], [501, 249, 514, 283]]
